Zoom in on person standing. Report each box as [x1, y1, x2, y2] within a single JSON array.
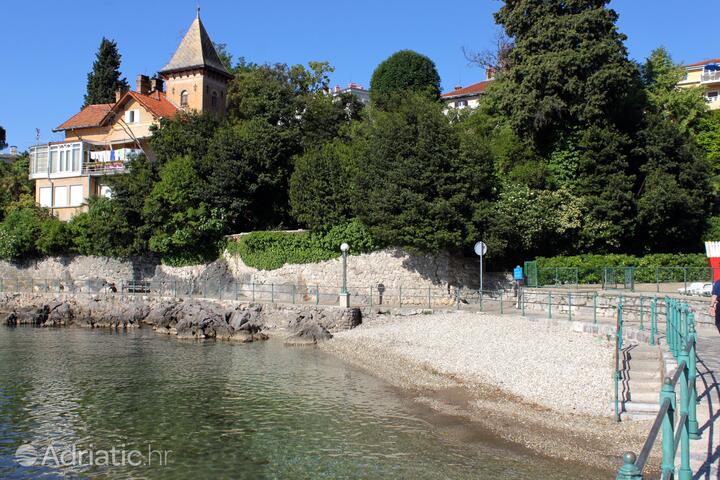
[[711, 279, 720, 333]]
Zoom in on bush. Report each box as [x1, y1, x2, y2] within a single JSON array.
[[69, 197, 135, 257], [534, 253, 709, 284], [226, 219, 378, 270], [0, 197, 71, 259]]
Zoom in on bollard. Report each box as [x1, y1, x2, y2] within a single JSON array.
[[593, 291, 597, 324], [615, 452, 642, 480], [548, 292, 552, 319], [660, 378, 676, 477]]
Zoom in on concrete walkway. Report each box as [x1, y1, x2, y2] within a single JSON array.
[[691, 328, 720, 479]]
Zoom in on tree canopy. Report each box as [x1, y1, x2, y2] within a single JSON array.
[[370, 50, 441, 108], [84, 38, 129, 106]]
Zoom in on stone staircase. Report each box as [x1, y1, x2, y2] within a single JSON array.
[[621, 343, 664, 421]]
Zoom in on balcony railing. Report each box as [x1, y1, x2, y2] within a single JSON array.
[[82, 161, 128, 176], [701, 71, 720, 83]]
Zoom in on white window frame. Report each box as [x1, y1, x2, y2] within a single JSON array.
[[39, 187, 52, 208], [53, 186, 68, 208], [69, 185, 84, 207]]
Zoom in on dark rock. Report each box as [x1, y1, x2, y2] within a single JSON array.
[[284, 322, 333, 346]]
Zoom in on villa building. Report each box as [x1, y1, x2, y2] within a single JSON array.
[[28, 11, 232, 220], [441, 68, 496, 110], [678, 58, 720, 110], [331, 83, 370, 104]]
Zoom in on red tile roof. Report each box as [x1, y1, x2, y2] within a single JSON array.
[[686, 58, 720, 68], [55, 103, 113, 131], [54, 91, 177, 132], [125, 91, 178, 119], [442, 79, 495, 98]]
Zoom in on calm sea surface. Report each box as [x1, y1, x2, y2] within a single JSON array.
[[0, 326, 608, 479]]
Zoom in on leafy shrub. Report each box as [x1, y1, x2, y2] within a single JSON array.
[[69, 197, 135, 257], [226, 219, 378, 270]]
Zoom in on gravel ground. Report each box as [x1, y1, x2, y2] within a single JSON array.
[[320, 311, 656, 472], [326, 311, 614, 415]]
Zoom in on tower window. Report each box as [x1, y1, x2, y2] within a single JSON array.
[[211, 91, 218, 107], [180, 90, 189, 107]]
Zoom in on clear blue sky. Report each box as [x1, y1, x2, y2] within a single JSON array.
[[0, 0, 717, 151]]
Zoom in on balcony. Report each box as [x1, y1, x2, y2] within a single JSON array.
[[701, 71, 720, 84], [29, 142, 140, 180]]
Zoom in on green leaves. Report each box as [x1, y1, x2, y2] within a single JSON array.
[[370, 50, 441, 109], [83, 37, 128, 107]]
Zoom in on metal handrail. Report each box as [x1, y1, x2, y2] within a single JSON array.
[[617, 300, 699, 479]]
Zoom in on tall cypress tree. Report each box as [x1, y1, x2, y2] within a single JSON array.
[[491, 0, 646, 252], [83, 38, 129, 106]]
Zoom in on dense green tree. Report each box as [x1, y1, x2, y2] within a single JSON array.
[[353, 94, 493, 252], [492, 0, 644, 150], [642, 48, 708, 135], [148, 113, 220, 169], [289, 140, 355, 231], [0, 153, 33, 221], [0, 126, 6, 150], [68, 197, 135, 257], [201, 119, 298, 232], [369, 50, 441, 108], [83, 37, 129, 106], [143, 157, 225, 264], [213, 42, 233, 71], [0, 197, 67, 259], [696, 111, 720, 190]]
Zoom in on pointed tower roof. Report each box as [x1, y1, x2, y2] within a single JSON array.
[[159, 11, 232, 78]]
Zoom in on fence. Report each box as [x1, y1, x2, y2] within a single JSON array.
[[616, 299, 699, 480], [524, 261, 716, 294]]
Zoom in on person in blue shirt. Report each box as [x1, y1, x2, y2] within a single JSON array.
[[712, 280, 720, 332]]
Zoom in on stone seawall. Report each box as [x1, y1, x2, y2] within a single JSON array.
[[0, 249, 513, 296], [0, 293, 362, 345]]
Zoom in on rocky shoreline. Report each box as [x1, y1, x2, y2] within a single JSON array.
[[0, 293, 361, 345]]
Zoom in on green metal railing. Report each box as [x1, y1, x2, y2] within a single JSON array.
[[616, 300, 699, 480], [524, 262, 717, 294]]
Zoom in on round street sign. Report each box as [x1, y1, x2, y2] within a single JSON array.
[[474, 241, 487, 256]]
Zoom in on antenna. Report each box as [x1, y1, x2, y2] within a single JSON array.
[[196, 5, 200, 19]]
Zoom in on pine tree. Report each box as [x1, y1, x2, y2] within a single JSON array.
[[83, 38, 128, 106]]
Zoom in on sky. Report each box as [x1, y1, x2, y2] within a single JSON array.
[[0, 0, 717, 152]]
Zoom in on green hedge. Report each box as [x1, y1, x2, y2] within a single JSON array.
[[534, 253, 710, 285], [226, 220, 378, 270]]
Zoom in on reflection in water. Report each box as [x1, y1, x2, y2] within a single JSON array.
[[0, 327, 607, 479]]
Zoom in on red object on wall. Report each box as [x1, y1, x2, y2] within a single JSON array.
[[710, 257, 720, 282]]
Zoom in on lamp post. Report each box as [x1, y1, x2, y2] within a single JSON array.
[[340, 243, 350, 307]]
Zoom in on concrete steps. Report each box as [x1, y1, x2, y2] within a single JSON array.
[[622, 344, 663, 421]]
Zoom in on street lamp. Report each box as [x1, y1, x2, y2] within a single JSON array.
[[340, 243, 350, 294]]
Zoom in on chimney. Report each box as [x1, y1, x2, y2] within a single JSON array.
[[114, 85, 128, 102], [150, 77, 164, 93], [454, 86, 462, 91], [10, 146, 17, 156], [486, 67, 497, 80], [136, 74, 151, 95]]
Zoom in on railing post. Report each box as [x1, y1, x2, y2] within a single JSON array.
[[427, 286, 431, 310], [678, 346, 691, 480], [399, 286, 402, 308], [521, 287, 525, 316], [234, 281, 238, 301], [252, 282, 256, 302], [316, 285, 320, 305], [660, 378, 676, 477], [568, 292, 572, 321], [683, 267, 688, 295], [688, 321, 700, 440], [500, 290, 503, 315], [292, 285, 296, 304], [639, 296, 644, 331], [271, 283, 274, 303], [650, 297, 657, 346], [656, 267, 660, 293], [615, 452, 642, 480], [479, 289, 483, 311], [370, 285, 373, 310]]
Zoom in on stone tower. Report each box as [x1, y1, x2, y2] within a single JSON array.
[[158, 10, 233, 115]]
